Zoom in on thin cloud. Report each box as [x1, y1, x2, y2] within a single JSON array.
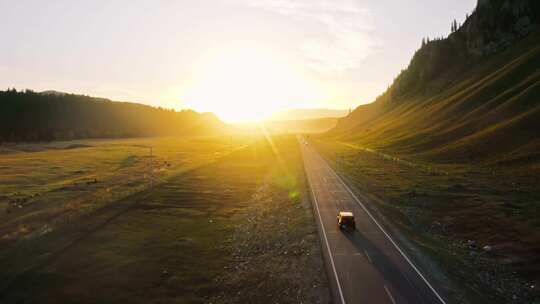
[[241, 0, 374, 72]]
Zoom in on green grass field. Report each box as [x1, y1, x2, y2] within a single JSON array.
[[0, 136, 245, 244], [313, 138, 539, 303], [0, 135, 329, 303]]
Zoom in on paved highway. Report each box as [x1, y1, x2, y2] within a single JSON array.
[[299, 137, 446, 304]]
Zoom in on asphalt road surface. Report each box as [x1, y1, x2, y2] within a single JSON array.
[[299, 137, 446, 304]]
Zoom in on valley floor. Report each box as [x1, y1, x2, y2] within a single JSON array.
[[0, 136, 329, 303]]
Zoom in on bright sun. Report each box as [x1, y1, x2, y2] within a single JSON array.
[[181, 46, 325, 122]]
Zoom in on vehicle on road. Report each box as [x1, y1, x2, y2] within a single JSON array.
[[337, 211, 355, 230]]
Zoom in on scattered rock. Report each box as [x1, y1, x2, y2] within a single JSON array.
[[467, 239, 477, 249]]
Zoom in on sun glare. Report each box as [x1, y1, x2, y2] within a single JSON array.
[[181, 46, 325, 122]]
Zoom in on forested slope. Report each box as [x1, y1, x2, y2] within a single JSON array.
[[329, 0, 540, 165], [0, 90, 225, 142]]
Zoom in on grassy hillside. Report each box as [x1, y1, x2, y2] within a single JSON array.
[[330, 27, 540, 166], [0, 90, 226, 142]]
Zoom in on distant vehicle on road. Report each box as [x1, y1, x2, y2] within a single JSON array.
[[337, 211, 355, 230]]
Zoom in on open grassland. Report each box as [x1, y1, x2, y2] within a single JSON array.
[[0, 136, 247, 244], [312, 138, 539, 304], [0, 135, 329, 303]]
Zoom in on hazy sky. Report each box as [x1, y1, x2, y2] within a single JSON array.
[[1, 0, 476, 121]]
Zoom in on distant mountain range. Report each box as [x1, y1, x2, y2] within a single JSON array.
[[0, 89, 225, 142], [328, 0, 540, 165], [259, 108, 351, 134], [0, 87, 354, 142], [39, 90, 68, 96], [262, 117, 339, 134], [267, 108, 349, 121]]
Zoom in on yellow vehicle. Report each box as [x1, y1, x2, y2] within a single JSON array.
[[337, 211, 356, 230]]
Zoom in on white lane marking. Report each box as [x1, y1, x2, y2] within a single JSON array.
[[364, 249, 372, 264], [320, 154, 447, 304], [384, 285, 397, 304], [302, 145, 346, 304]]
